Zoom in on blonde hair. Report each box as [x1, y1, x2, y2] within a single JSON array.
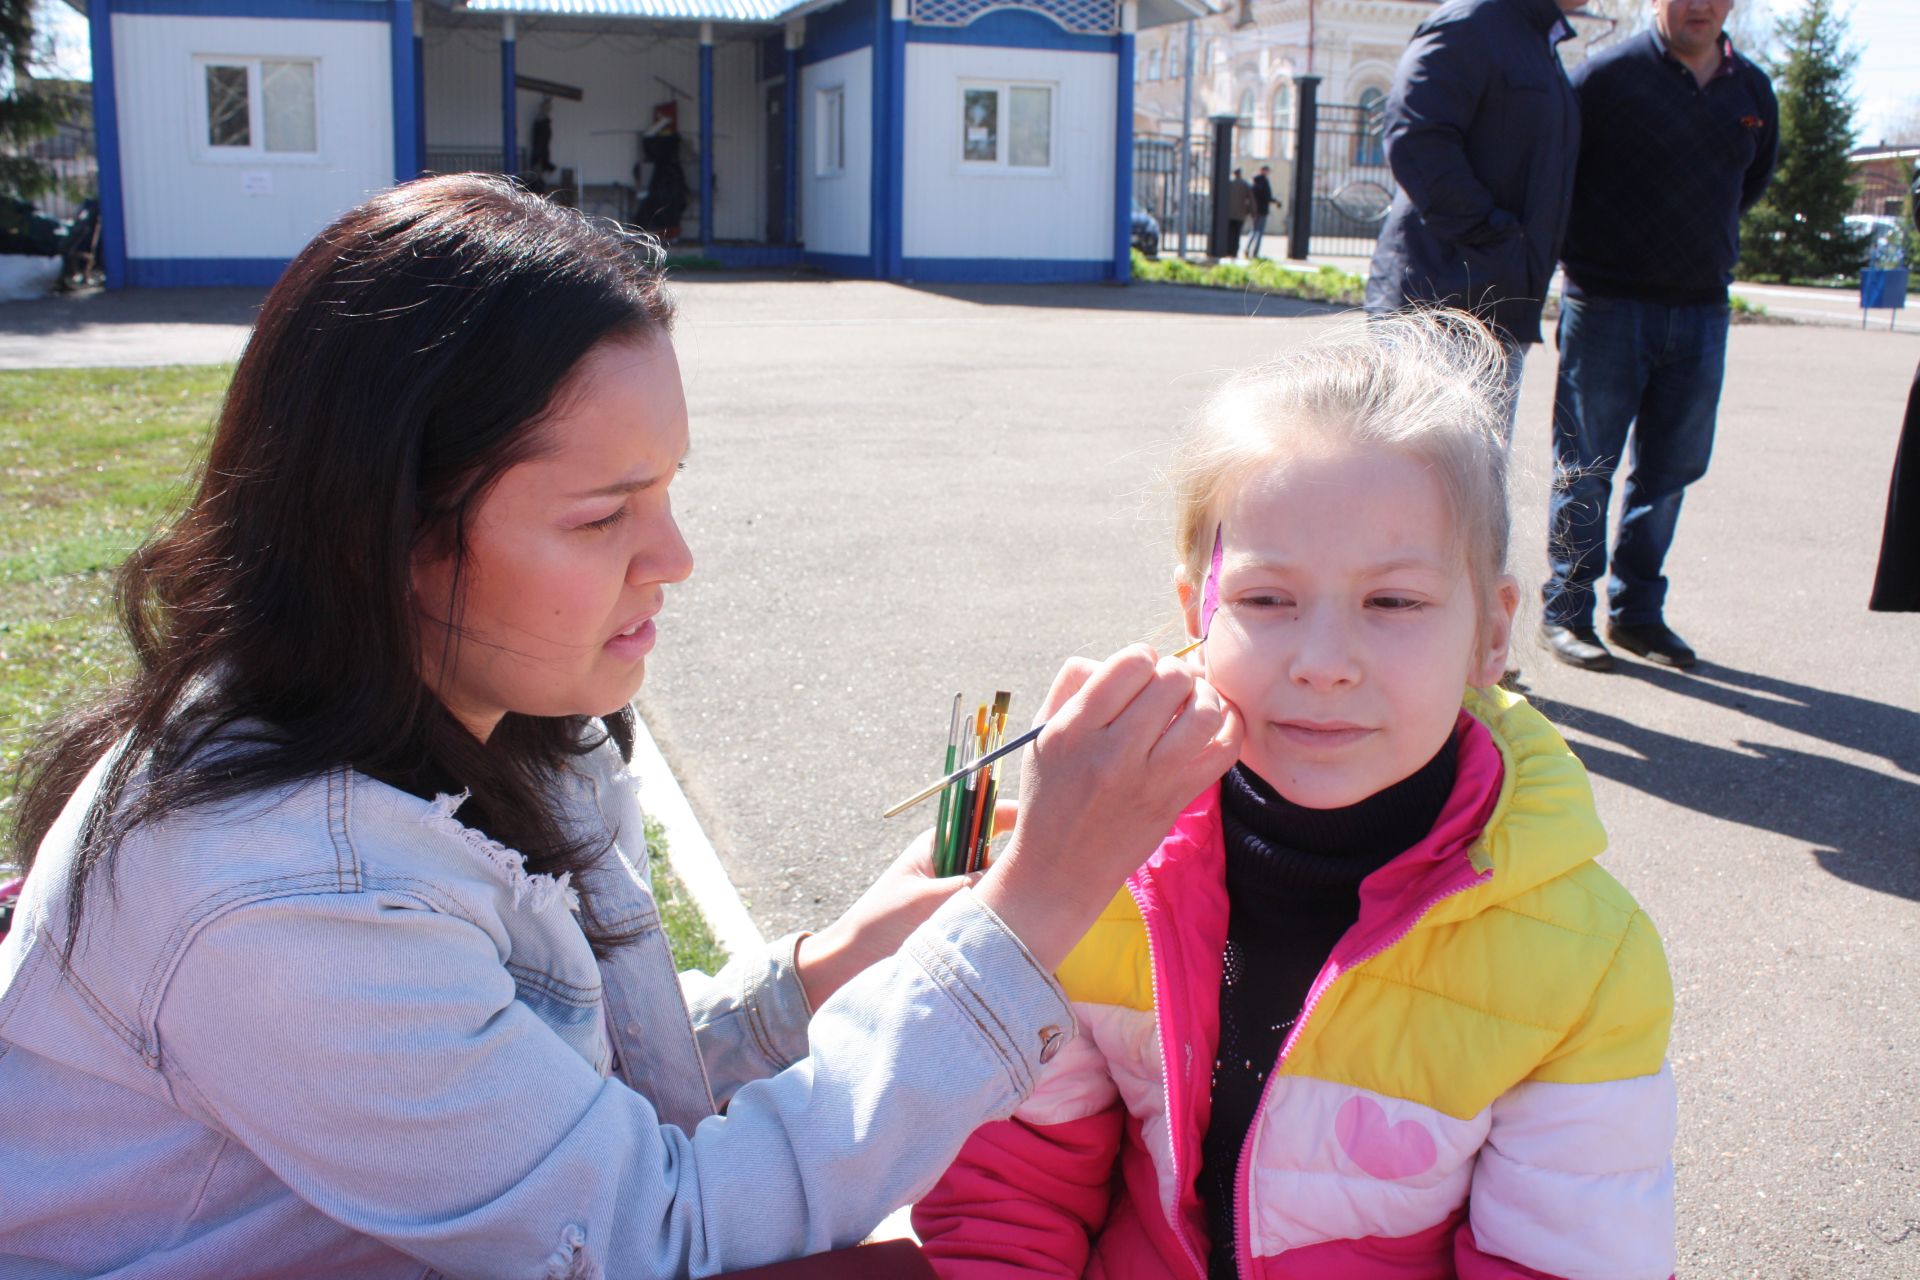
[[1169, 309, 1513, 612]]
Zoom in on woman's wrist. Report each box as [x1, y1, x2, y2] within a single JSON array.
[[793, 926, 858, 1012]]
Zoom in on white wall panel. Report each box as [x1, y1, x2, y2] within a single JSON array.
[[113, 14, 393, 261], [798, 47, 871, 257], [901, 43, 1115, 261]]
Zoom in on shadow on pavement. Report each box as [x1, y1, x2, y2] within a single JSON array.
[[0, 286, 267, 336], [1528, 662, 1920, 903], [899, 280, 1349, 319]]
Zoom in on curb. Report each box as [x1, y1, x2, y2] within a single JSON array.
[[629, 712, 765, 958]]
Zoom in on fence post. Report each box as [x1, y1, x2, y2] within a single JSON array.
[[1208, 114, 1236, 259], [1287, 74, 1320, 262]]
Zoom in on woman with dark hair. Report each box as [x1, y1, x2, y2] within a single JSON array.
[[0, 175, 1240, 1278]]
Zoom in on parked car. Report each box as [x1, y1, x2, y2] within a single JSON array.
[[1846, 214, 1909, 270], [1131, 199, 1161, 258]]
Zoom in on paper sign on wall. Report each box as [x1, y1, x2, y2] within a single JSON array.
[[241, 171, 273, 197]]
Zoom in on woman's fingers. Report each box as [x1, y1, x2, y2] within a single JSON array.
[[1035, 655, 1099, 724]]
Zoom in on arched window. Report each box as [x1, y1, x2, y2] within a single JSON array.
[[1354, 85, 1387, 167], [1147, 49, 1162, 81], [1236, 89, 1256, 156], [1169, 41, 1182, 79], [1271, 78, 1293, 159]]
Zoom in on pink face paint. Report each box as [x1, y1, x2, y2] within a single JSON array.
[[1199, 525, 1223, 639]]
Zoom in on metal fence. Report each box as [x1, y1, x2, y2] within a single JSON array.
[[1131, 78, 1393, 263], [16, 124, 97, 224]]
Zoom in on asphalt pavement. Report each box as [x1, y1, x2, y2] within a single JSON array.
[[3, 275, 1915, 1277]]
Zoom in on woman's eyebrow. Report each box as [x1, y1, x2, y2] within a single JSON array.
[[566, 445, 691, 498]]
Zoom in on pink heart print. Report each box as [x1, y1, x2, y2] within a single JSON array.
[[1335, 1095, 1438, 1181]]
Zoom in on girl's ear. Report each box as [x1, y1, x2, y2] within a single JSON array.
[[1177, 574, 1203, 643], [1471, 574, 1521, 688]]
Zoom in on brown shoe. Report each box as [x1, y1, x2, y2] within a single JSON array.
[[1540, 624, 1615, 672], [1607, 621, 1697, 669]]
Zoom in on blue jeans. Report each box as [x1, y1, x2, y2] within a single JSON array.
[[1542, 293, 1730, 629]]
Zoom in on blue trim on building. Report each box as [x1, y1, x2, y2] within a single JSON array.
[[799, 0, 874, 66], [390, 1, 421, 181], [699, 37, 715, 242], [783, 44, 799, 244], [1112, 27, 1132, 281], [501, 28, 518, 176], [127, 257, 290, 287], [414, 33, 427, 177], [705, 244, 805, 268], [111, 0, 385, 18], [904, 9, 1118, 54], [866, 0, 893, 277], [805, 250, 881, 278], [900, 256, 1109, 283], [883, 12, 906, 278], [88, 0, 127, 289]]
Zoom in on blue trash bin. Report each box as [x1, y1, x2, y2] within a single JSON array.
[[1861, 267, 1909, 313]]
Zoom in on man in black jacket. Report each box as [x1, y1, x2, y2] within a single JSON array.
[[1539, 0, 1777, 670], [1366, 0, 1585, 438]]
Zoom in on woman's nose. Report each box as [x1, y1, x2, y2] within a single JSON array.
[[631, 511, 694, 587]]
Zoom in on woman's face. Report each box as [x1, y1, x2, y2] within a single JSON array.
[[414, 335, 693, 741]]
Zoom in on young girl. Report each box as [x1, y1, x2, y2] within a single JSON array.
[[0, 175, 1239, 1277], [915, 313, 1676, 1279]]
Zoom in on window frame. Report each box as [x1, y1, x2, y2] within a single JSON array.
[[956, 80, 1058, 176], [192, 54, 322, 164], [815, 84, 847, 177]]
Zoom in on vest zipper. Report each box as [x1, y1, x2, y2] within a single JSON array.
[[1229, 861, 1493, 1278]]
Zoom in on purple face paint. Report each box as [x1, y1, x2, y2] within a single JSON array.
[[1199, 525, 1223, 639]]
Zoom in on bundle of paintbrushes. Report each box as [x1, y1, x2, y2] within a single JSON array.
[[931, 692, 1013, 878]]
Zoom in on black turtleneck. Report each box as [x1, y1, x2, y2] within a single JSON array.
[[1199, 739, 1458, 1280]]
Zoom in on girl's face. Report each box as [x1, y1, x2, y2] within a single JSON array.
[[414, 335, 693, 741], [1182, 439, 1516, 810]]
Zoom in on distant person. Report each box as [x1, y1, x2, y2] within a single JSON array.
[[1367, 0, 1585, 438], [1539, 0, 1778, 670], [1869, 169, 1920, 613], [1248, 164, 1275, 257], [1226, 169, 1254, 258], [917, 313, 1676, 1280]]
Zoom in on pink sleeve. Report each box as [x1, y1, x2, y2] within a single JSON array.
[[912, 1106, 1125, 1280], [1455, 1221, 1674, 1280]]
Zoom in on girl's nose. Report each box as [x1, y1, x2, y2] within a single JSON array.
[[1288, 608, 1361, 690]]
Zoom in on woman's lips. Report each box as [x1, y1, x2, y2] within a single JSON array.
[[605, 616, 657, 660]]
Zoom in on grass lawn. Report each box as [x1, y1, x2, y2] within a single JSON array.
[[0, 365, 725, 970]]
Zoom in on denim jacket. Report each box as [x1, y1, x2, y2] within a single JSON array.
[[0, 736, 1073, 1279]]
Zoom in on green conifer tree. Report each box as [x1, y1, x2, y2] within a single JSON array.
[[1, 0, 69, 217], [1739, 0, 1866, 281]]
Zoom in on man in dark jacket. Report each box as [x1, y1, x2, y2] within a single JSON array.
[[1366, 0, 1584, 436], [1248, 166, 1275, 258], [1539, 0, 1777, 670]]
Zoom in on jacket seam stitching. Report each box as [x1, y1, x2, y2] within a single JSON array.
[[1485, 900, 1631, 941], [1344, 969, 1566, 1034], [910, 939, 1029, 1095], [507, 963, 604, 1007]]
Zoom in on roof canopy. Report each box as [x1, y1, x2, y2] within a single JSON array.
[[459, 0, 1211, 31]]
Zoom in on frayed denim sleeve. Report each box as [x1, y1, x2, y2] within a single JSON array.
[[155, 885, 1071, 1279], [680, 931, 814, 1105]]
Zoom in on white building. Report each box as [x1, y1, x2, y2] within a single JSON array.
[[73, 0, 1205, 288]]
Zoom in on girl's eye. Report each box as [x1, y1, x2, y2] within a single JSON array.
[[582, 506, 630, 532], [1369, 595, 1425, 612], [1239, 593, 1295, 609]]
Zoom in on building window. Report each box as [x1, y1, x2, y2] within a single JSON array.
[[1147, 49, 1161, 81], [197, 57, 318, 157], [1236, 89, 1255, 156], [1169, 41, 1183, 79], [1355, 85, 1387, 166], [1271, 78, 1293, 158], [817, 86, 845, 175], [960, 83, 1053, 170], [1207, 39, 1220, 68]]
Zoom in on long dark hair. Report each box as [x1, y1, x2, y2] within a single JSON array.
[[10, 174, 676, 956]]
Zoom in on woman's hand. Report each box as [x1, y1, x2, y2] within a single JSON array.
[[973, 645, 1241, 972], [793, 804, 1012, 1010]]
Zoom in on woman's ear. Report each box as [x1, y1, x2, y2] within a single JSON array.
[[1177, 573, 1203, 643], [1471, 573, 1522, 688]]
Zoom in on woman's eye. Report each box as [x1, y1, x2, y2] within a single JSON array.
[[582, 506, 629, 532]]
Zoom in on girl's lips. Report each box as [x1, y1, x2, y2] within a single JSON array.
[[605, 616, 657, 660], [1272, 721, 1373, 749]]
